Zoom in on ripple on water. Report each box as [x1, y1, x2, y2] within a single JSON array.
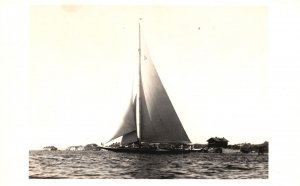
[[29, 151, 268, 179]]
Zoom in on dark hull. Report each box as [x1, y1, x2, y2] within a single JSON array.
[[102, 147, 201, 154]]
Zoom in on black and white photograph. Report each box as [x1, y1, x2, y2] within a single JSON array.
[[28, 5, 268, 179], [0, 0, 299, 185]]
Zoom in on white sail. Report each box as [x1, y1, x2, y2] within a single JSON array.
[[121, 131, 138, 145], [107, 23, 191, 145], [139, 41, 191, 144], [108, 95, 137, 143]]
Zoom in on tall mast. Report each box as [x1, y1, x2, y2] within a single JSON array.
[[137, 19, 142, 144]]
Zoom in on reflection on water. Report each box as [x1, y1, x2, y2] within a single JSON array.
[[29, 150, 268, 179]]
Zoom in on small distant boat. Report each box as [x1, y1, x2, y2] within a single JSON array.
[[103, 21, 195, 154]]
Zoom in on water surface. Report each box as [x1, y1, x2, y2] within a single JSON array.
[[29, 150, 268, 179]]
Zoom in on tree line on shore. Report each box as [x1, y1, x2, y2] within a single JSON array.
[[193, 141, 269, 153], [43, 141, 269, 153], [108, 141, 269, 153]]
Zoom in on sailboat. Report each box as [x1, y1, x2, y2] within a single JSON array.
[[102, 21, 197, 154]]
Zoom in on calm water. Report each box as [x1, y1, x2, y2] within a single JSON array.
[[29, 150, 268, 179]]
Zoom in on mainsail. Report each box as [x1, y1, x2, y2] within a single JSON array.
[[108, 23, 191, 145], [139, 43, 190, 143]]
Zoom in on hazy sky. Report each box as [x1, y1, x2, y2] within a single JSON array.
[[29, 5, 268, 149]]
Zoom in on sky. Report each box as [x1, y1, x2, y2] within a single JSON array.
[[27, 5, 270, 149]]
